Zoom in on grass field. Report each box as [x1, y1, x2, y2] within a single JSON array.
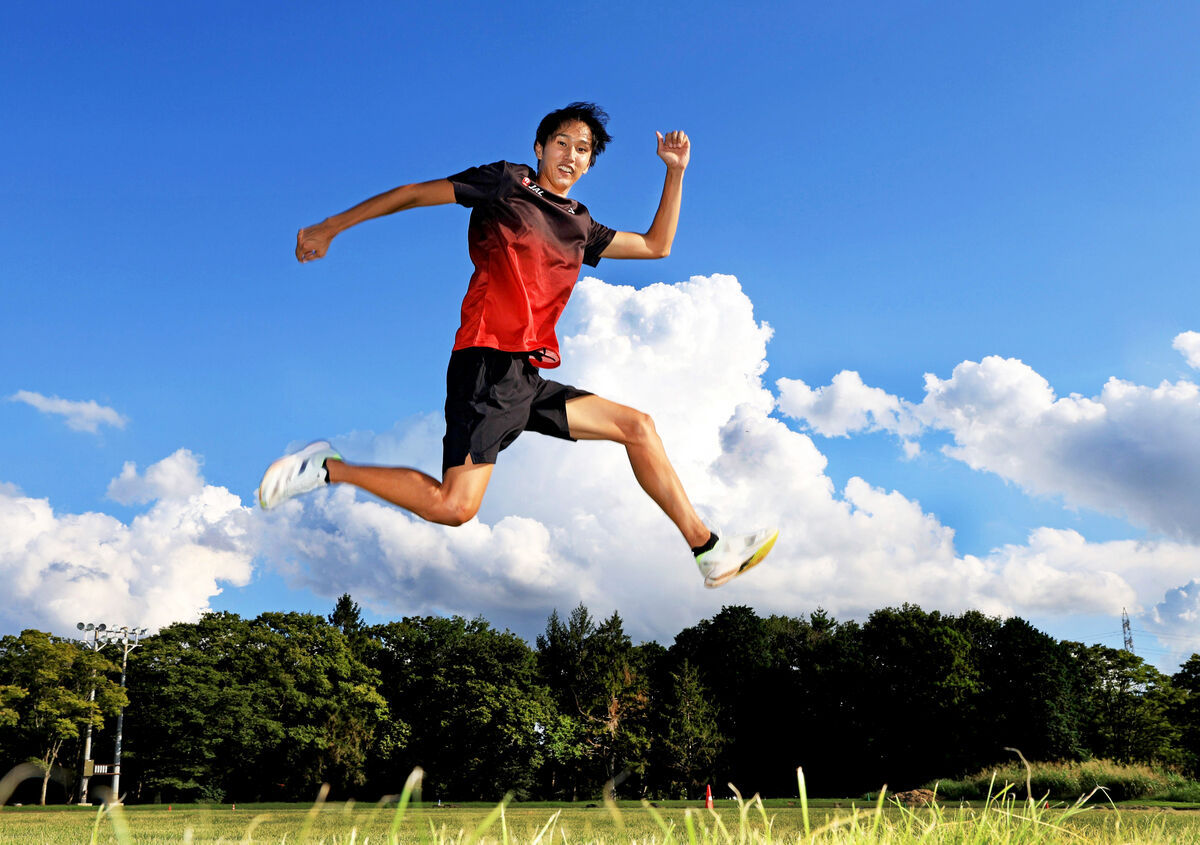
[[5, 768, 1200, 844], [4, 793, 1200, 845]]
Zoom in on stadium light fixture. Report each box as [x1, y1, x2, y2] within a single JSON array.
[[75, 621, 112, 805]]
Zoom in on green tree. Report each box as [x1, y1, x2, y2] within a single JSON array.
[[0, 630, 125, 805], [329, 594, 363, 632], [0, 684, 25, 729], [535, 709, 587, 797], [656, 659, 722, 798], [329, 593, 374, 663], [763, 609, 868, 797], [251, 612, 389, 798], [955, 613, 1083, 767], [536, 605, 652, 798], [859, 605, 981, 788], [670, 606, 779, 794], [1171, 654, 1200, 776], [371, 615, 548, 800], [126, 611, 386, 803], [126, 613, 269, 802], [1070, 643, 1182, 765]]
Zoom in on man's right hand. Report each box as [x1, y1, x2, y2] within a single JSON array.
[[294, 180, 454, 263], [296, 221, 334, 263]]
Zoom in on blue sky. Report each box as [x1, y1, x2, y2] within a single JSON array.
[[5, 2, 1200, 671]]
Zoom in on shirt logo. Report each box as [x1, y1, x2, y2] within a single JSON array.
[[521, 175, 576, 213], [521, 176, 544, 197]]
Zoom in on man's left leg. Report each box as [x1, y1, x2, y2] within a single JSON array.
[[565, 394, 779, 586], [564, 394, 710, 548]]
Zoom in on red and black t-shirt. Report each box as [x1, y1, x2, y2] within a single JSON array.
[[447, 161, 616, 368]]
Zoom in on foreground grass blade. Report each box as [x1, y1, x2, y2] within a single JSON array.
[[683, 807, 697, 845], [752, 793, 774, 845], [464, 792, 512, 845], [0, 763, 48, 808], [530, 808, 562, 845], [296, 782, 330, 845], [641, 799, 678, 845], [872, 785, 887, 838], [88, 805, 105, 845], [238, 812, 269, 845], [602, 780, 625, 833], [796, 767, 810, 839], [389, 767, 424, 844]]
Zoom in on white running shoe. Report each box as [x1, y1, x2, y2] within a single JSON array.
[[257, 440, 342, 510], [696, 528, 779, 588]]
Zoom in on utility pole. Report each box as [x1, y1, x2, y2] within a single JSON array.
[[75, 622, 110, 806], [1122, 608, 1134, 653], [108, 626, 147, 804]]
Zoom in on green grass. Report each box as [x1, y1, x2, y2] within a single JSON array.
[[3, 798, 1200, 844], [4, 769, 1200, 844], [928, 757, 1200, 803]]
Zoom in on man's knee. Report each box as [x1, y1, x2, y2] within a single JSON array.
[[436, 494, 481, 526], [622, 408, 659, 447], [430, 459, 491, 525]]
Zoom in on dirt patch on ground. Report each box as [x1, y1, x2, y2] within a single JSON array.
[[892, 789, 938, 806]]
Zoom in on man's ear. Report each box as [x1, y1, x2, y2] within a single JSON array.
[[534, 141, 543, 163]]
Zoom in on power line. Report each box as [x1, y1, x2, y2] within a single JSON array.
[[1130, 627, 1200, 643]]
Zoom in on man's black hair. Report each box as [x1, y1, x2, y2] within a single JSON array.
[[535, 102, 612, 166]]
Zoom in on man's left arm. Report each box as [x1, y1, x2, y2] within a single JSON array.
[[601, 131, 690, 260]]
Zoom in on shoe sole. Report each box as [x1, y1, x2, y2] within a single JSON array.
[[704, 529, 779, 588], [257, 454, 293, 509], [258, 441, 339, 510]]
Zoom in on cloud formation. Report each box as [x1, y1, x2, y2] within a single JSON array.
[[10, 390, 127, 433], [108, 450, 207, 504], [0, 450, 252, 634], [1175, 331, 1200, 370], [1149, 580, 1200, 666], [779, 337, 1200, 542], [778, 331, 1200, 660], [251, 276, 1200, 648], [3, 278, 1197, 664], [776, 370, 922, 457]]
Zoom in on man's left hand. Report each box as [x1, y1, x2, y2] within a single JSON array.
[[656, 130, 691, 171]]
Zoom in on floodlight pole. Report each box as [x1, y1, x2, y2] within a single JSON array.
[[75, 622, 110, 806], [109, 626, 145, 803]]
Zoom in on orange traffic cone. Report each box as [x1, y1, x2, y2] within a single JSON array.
[[705, 784, 713, 809]]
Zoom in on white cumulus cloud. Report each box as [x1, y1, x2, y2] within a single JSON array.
[[108, 450, 207, 504], [5, 278, 1199, 659], [777, 370, 918, 440], [921, 359, 1200, 541], [780, 349, 1200, 542], [0, 450, 253, 635], [1174, 331, 1200, 369], [248, 275, 1200, 644], [10, 390, 127, 433], [1148, 580, 1200, 666]]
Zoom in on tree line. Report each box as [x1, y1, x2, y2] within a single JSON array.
[[2, 598, 1198, 805]]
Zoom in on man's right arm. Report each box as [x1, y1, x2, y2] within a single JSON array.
[[296, 179, 457, 262]]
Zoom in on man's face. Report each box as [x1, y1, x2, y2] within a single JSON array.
[[534, 120, 593, 196]]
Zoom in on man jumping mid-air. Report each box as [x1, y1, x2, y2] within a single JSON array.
[[258, 102, 778, 587]]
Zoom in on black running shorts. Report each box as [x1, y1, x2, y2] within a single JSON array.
[[442, 347, 591, 474]]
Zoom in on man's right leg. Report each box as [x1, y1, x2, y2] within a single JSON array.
[[260, 350, 522, 524], [326, 456, 494, 526]]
